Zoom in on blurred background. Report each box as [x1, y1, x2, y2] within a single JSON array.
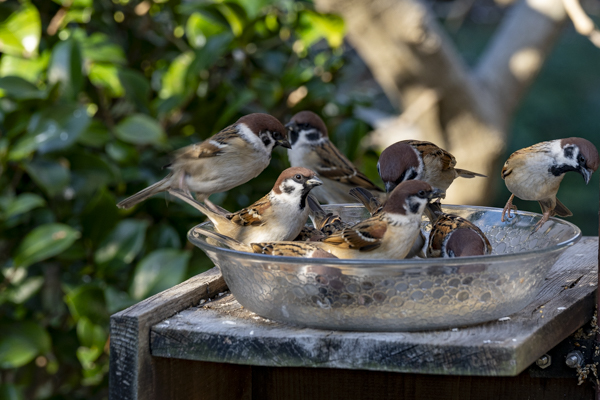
[[0, 0, 598, 398]]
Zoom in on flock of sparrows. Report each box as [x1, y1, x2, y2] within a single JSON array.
[[117, 111, 599, 260]]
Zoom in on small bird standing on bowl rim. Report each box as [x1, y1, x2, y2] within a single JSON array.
[[169, 167, 322, 244], [377, 140, 486, 197], [117, 113, 291, 209], [286, 111, 385, 204], [501, 137, 599, 231], [315, 180, 442, 259], [425, 202, 492, 258]]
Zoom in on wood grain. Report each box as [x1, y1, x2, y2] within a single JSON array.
[[150, 238, 598, 376], [109, 267, 227, 400]]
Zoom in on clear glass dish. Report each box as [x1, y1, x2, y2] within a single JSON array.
[[188, 205, 581, 332]]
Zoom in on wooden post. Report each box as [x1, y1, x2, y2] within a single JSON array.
[[109, 267, 226, 400]]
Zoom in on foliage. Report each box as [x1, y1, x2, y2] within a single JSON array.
[[0, 1, 364, 398]]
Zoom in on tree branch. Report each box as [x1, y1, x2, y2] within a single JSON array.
[[475, 0, 567, 127]]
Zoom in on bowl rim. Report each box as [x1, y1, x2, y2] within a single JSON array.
[[188, 204, 582, 267]]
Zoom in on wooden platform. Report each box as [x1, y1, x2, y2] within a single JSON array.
[[110, 237, 598, 400]]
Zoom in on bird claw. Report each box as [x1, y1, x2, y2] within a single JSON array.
[[501, 195, 517, 222]]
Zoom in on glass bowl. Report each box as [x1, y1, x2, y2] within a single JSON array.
[[188, 205, 581, 332]]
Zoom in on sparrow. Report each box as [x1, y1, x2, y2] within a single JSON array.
[[286, 111, 385, 204], [425, 202, 492, 258], [314, 180, 441, 259], [501, 137, 599, 230], [192, 226, 338, 258], [306, 195, 349, 236], [377, 140, 486, 196], [168, 167, 322, 243], [117, 113, 291, 209], [349, 186, 426, 258]]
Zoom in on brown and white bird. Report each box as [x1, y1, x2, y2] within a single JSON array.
[[286, 111, 385, 203], [315, 180, 441, 259], [169, 167, 322, 243], [306, 195, 349, 236], [117, 113, 291, 209], [501, 137, 599, 230], [192, 226, 338, 258], [349, 186, 426, 258], [425, 202, 492, 258], [377, 140, 486, 196]]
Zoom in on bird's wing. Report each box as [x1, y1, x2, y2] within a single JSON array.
[[323, 215, 387, 251], [314, 141, 384, 192], [227, 195, 270, 226], [404, 140, 457, 171], [172, 126, 243, 161]]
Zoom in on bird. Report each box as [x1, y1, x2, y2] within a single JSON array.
[[306, 195, 349, 237], [377, 140, 486, 196], [117, 113, 291, 209], [285, 110, 385, 204], [192, 226, 338, 258], [501, 137, 599, 230], [425, 202, 492, 258], [168, 167, 322, 243], [314, 180, 442, 259], [349, 186, 426, 258]]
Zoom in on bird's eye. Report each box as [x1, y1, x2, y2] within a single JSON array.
[[273, 131, 282, 140], [418, 190, 426, 197], [295, 174, 302, 180], [578, 154, 586, 163]]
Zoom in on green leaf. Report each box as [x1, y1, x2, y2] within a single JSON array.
[[89, 63, 124, 97], [0, 52, 50, 83], [65, 284, 108, 324], [187, 33, 233, 80], [104, 286, 135, 314], [229, 0, 271, 19], [80, 32, 126, 65], [69, 151, 117, 195], [298, 11, 345, 48], [48, 38, 83, 99], [118, 69, 151, 112], [5, 193, 45, 219], [160, 51, 195, 99], [148, 222, 182, 249], [94, 219, 149, 265], [81, 188, 119, 245], [9, 104, 90, 160], [185, 12, 226, 49], [76, 317, 106, 349], [0, 321, 51, 369], [0, 3, 41, 57], [130, 249, 191, 300], [0, 76, 46, 100], [77, 120, 110, 148], [23, 159, 70, 197], [13, 223, 80, 268], [114, 114, 167, 146]]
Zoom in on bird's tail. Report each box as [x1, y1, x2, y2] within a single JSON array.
[[539, 197, 573, 218], [167, 189, 228, 220], [456, 169, 487, 179], [117, 174, 173, 209], [191, 226, 251, 252], [348, 187, 383, 216], [307, 195, 346, 235]]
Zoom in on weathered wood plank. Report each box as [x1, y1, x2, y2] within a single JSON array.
[[109, 267, 227, 400], [150, 238, 598, 376]]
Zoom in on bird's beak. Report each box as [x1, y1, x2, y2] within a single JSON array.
[[384, 181, 397, 193], [276, 137, 292, 149], [428, 188, 445, 200], [307, 176, 323, 187], [579, 167, 593, 185]]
